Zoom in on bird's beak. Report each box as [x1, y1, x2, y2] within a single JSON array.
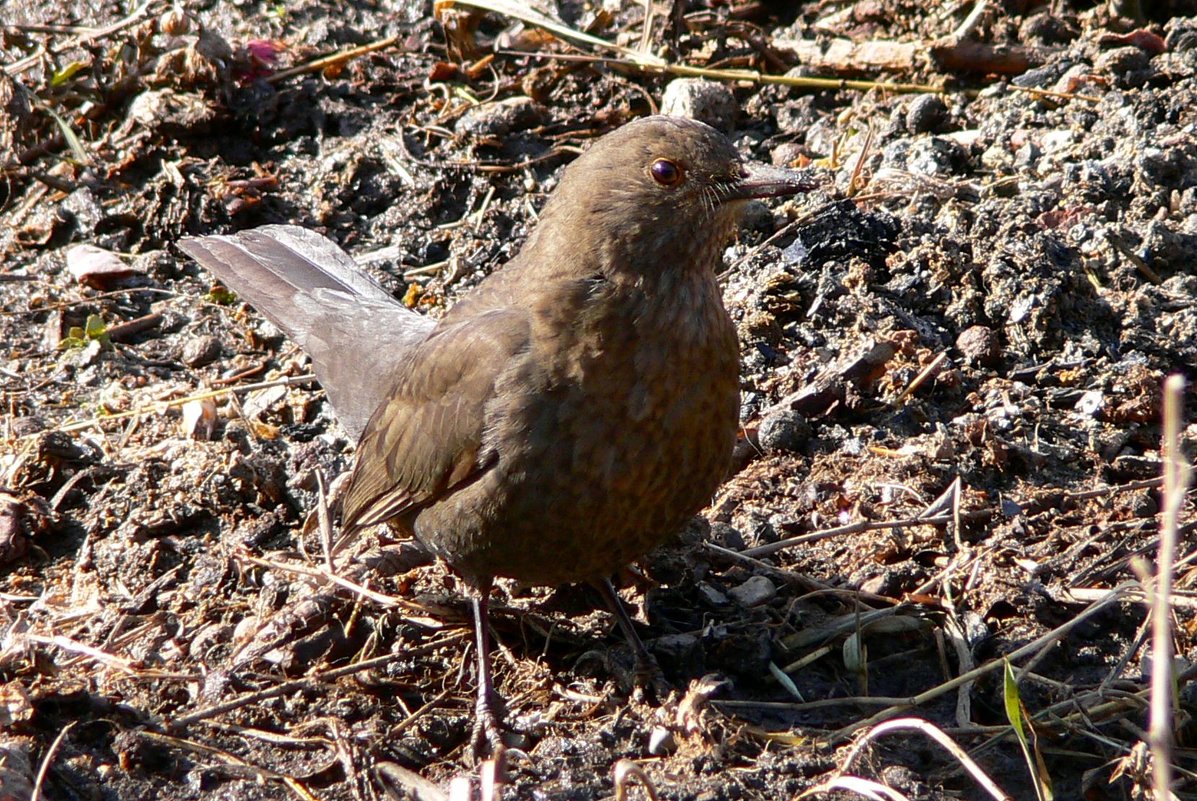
[[726, 163, 828, 202]]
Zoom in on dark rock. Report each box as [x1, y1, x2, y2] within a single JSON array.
[[956, 325, 1001, 366], [456, 97, 548, 138], [652, 632, 703, 676], [905, 94, 948, 135], [757, 408, 812, 453], [708, 522, 746, 550], [181, 335, 222, 367]]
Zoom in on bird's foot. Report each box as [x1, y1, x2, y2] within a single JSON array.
[[467, 584, 513, 767], [469, 695, 512, 790], [630, 648, 672, 705], [577, 638, 673, 703], [593, 577, 673, 704], [470, 686, 508, 760]]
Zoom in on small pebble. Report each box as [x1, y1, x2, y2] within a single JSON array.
[[955, 325, 1000, 366], [697, 582, 730, 607], [728, 575, 776, 607], [1039, 129, 1074, 156], [1166, 20, 1197, 52], [904, 94, 948, 135], [1138, 147, 1186, 186], [770, 142, 807, 167], [61, 188, 103, 237], [1018, 13, 1078, 45], [652, 632, 702, 675], [456, 96, 548, 137], [1094, 46, 1149, 87], [647, 727, 676, 756], [660, 79, 737, 132], [905, 137, 966, 176], [1014, 141, 1041, 168], [757, 409, 812, 453], [182, 335, 222, 367]]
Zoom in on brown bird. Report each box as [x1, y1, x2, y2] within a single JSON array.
[[180, 115, 822, 753]]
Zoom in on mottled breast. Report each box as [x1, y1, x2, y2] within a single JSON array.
[[412, 270, 740, 586]]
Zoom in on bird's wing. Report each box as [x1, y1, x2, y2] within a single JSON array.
[[339, 307, 531, 532]]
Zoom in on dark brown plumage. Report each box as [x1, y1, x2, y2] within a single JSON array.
[[180, 115, 822, 754]]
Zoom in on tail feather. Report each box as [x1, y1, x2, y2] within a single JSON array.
[[179, 225, 433, 440]]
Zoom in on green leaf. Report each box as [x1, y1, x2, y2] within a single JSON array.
[[1003, 659, 1053, 801], [59, 328, 86, 350], [50, 60, 88, 87], [204, 286, 238, 305], [1002, 659, 1025, 740], [83, 313, 110, 345], [768, 662, 805, 702], [44, 107, 89, 165], [59, 315, 111, 350]]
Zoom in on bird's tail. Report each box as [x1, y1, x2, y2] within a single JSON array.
[[179, 225, 433, 440]]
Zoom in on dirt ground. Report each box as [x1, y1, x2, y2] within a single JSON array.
[[3, 0, 1197, 799]]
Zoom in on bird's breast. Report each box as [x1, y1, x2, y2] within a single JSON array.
[[436, 273, 741, 585]]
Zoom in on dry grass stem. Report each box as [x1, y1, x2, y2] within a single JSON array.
[[831, 584, 1136, 740], [827, 717, 1009, 801], [613, 759, 661, 801], [29, 722, 75, 801], [1149, 375, 1190, 799], [168, 631, 469, 730]]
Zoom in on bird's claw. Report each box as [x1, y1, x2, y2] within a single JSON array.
[[470, 686, 507, 761], [630, 650, 671, 704]]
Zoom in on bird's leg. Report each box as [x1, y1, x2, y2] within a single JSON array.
[[469, 580, 506, 760], [593, 577, 670, 700]]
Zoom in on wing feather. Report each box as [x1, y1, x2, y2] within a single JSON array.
[[340, 308, 530, 532]]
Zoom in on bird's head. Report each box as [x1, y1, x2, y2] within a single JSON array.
[[532, 115, 824, 280]]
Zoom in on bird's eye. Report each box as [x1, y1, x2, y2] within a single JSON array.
[[649, 158, 684, 187]]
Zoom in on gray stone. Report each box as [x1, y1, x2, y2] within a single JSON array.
[[660, 79, 736, 132], [728, 575, 776, 607]]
